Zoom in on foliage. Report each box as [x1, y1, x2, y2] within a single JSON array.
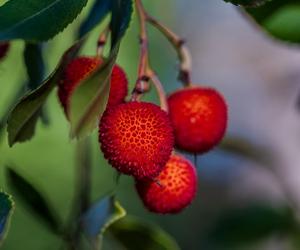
[[245, 0, 300, 44], [0, 192, 14, 246], [224, 0, 271, 7]]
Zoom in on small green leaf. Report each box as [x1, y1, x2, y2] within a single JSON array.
[[109, 216, 181, 250], [69, 0, 133, 139], [24, 43, 49, 125], [111, 0, 133, 48], [0, 192, 14, 246], [82, 197, 126, 248], [6, 167, 60, 233], [207, 204, 295, 247], [224, 0, 271, 7], [7, 39, 84, 146], [24, 43, 45, 90], [0, 0, 88, 42], [69, 56, 114, 138], [245, 0, 300, 44], [79, 0, 112, 38]]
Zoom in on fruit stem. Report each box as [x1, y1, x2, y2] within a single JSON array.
[[148, 69, 169, 112], [131, 0, 151, 102], [145, 12, 193, 87], [132, 0, 169, 112], [97, 25, 110, 57]]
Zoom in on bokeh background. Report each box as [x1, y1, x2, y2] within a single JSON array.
[[1, 0, 300, 249]]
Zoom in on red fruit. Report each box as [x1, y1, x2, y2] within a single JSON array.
[[58, 57, 128, 116], [136, 154, 197, 214], [108, 64, 128, 106], [99, 102, 174, 179], [168, 87, 227, 153], [0, 42, 10, 60]]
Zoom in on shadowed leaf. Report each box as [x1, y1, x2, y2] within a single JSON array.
[[7, 39, 84, 146], [24, 43, 49, 125], [82, 197, 126, 238], [245, 0, 300, 44], [109, 216, 180, 250], [0, 192, 14, 246], [6, 167, 60, 233], [207, 204, 295, 247], [224, 0, 271, 7], [79, 0, 112, 38], [0, 0, 88, 41]]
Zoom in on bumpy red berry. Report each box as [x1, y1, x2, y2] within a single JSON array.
[[168, 87, 227, 153], [99, 102, 174, 179], [58, 57, 128, 116], [136, 154, 197, 214], [0, 42, 10, 61]]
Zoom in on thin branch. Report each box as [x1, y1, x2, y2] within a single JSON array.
[[131, 0, 151, 101], [146, 13, 192, 86], [148, 69, 168, 112]]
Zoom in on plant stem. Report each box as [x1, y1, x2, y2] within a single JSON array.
[[132, 0, 169, 112], [131, 0, 151, 101], [148, 69, 168, 112], [145, 10, 192, 86], [76, 137, 92, 215], [65, 137, 92, 249]]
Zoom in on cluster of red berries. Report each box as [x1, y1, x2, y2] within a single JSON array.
[[58, 57, 227, 214]]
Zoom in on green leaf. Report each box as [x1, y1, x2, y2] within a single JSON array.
[[0, 192, 14, 246], [24, 43, 45, 90], [0, 0, 88, 42], [207, 204, 295, 247], [69, 0, 133, 139], [224, 0, 271, 7], [24, 43, 49, 125], [79, 0, 112, 38], [109, 216, 181, 250], [245, 0, 300, 44], [7, 39, 84, 147], [82, 197, 126, 237], [69, 56, 114, 138], [6, 167, 60, 233], [219, 136, 273, 166], [111, 0, 133, 48]]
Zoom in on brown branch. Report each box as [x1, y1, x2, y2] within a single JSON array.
[[131, 0, 151, 101], [148, 69, 168, 112], [145, 14, 192, 86]]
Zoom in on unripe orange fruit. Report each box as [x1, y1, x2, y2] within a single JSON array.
[[136, 154, 197, 214], [58, 57, 128, 116], [0, 42, 10, 61], [99, 102, 174, 179], [168, 87, 227, 153]]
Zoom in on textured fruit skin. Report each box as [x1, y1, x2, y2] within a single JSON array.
[[168, 87, 227, 153], [108, 64, 128, 106], [58, 57, 128, 116], [136, 154, 197, 214], [0, 42, 10, 61], [99, 102, 174, 179]]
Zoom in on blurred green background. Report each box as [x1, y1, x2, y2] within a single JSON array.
[[2, 0, 300, 249]]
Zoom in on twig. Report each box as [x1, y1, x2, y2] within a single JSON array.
[[148, 69, 168, 112], [145, 13, 192, 86], [131, 0, 168, 112], [131, 0, 151, 101]]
